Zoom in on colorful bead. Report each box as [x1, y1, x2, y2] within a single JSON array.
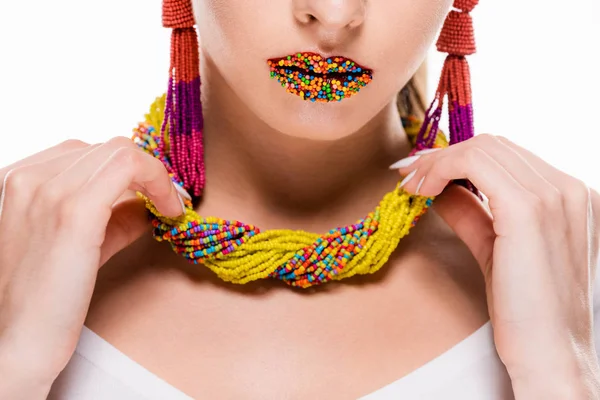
[[267, 52, 373, 103]]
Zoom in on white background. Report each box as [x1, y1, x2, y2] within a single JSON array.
[[0, 0, 599, 189]]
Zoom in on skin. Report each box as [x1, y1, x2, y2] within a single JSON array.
[[0, 0, 599, 399]]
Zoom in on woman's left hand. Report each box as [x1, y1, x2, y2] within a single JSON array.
[[390, 134, 600, 398]]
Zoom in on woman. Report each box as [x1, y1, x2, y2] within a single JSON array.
[[1, 0, 599, 398]]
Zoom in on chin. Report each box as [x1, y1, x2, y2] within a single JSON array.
[[266, 102, 365, 141], [251, 87, 384, 141]]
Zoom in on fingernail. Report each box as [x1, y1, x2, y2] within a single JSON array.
[[177, 193, 186, 215], [414, 148, 442, 155], [415, 176, 426, 194], [399, 169, 417, 188], [389, 155, 421, 170], [172, 181, 192, 200]]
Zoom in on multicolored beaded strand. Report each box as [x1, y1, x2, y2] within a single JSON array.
[[132, 95, 448, 288]]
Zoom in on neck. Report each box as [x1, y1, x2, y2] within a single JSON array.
[[197, 56, 413, 232]]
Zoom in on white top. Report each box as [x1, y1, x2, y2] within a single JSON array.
[[48, 262, 600, 400]]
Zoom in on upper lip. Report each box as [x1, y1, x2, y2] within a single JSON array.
[[267, 52, 373, 76]]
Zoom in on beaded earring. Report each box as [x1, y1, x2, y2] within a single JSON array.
[[415, 0, 480, 196], [162, 0, 205, 198]]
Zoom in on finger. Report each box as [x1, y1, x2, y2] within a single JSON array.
[[1, 144, 102, 208], [46, 136, 183, 218], [99, 197, 152, 267], [0, 139, 90, 197], [591, 188, 600, 237], [587, 188, 600, 273], [0, 140, 90, 182], [432, 184, 495, 277], [74, 141, 183, 237], [398, 135, 559, 202], [399, 144, 548, 235], [495, 136, 577, 194], [1, 144, 154, 268], [495, 135, 588, 223], [397, 141, 523, 199]]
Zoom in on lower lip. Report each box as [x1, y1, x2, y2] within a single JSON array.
[[267, 52, 373, 103]]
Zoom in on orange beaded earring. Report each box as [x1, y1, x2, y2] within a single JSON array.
[[416, 0, 480, 196], [161, 0, 205, 198]]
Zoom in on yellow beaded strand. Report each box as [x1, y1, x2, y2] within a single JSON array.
[[133, 94, 448, 288]]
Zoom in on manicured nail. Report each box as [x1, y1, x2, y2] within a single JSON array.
[[399, 169, 417, 188], [172, 181, 192, 200], [389, 155, 421, 170], [414, 148, 442, 155], [415, 176, 426, 194], [177, 193, 187, 215]]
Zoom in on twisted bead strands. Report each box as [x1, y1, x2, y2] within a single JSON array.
[[131, 94, 449, 288]]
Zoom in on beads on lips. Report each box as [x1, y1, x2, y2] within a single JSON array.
[[267, 52, 373, 103]]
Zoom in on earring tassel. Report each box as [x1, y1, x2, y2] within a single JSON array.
[[416, 0, 480, 197], [161, 0, 205, 198], [162, 27, 205, 197]]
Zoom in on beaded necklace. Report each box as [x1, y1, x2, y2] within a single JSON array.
[[132, 0, 480, 288], [131, 94, 448, 288]]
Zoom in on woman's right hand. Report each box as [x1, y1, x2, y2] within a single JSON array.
[[0, 138, 186, 399]]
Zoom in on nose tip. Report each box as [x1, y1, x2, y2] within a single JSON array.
[[293, 0, 366, 31]]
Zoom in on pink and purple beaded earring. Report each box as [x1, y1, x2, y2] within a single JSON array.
[[162, 0, 205, 199]]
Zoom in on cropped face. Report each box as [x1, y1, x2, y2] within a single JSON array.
[[192, 0, 453, 140]]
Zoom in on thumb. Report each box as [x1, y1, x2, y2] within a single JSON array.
[[99, 194, 152, 267], [432, 184, 495, 277]]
